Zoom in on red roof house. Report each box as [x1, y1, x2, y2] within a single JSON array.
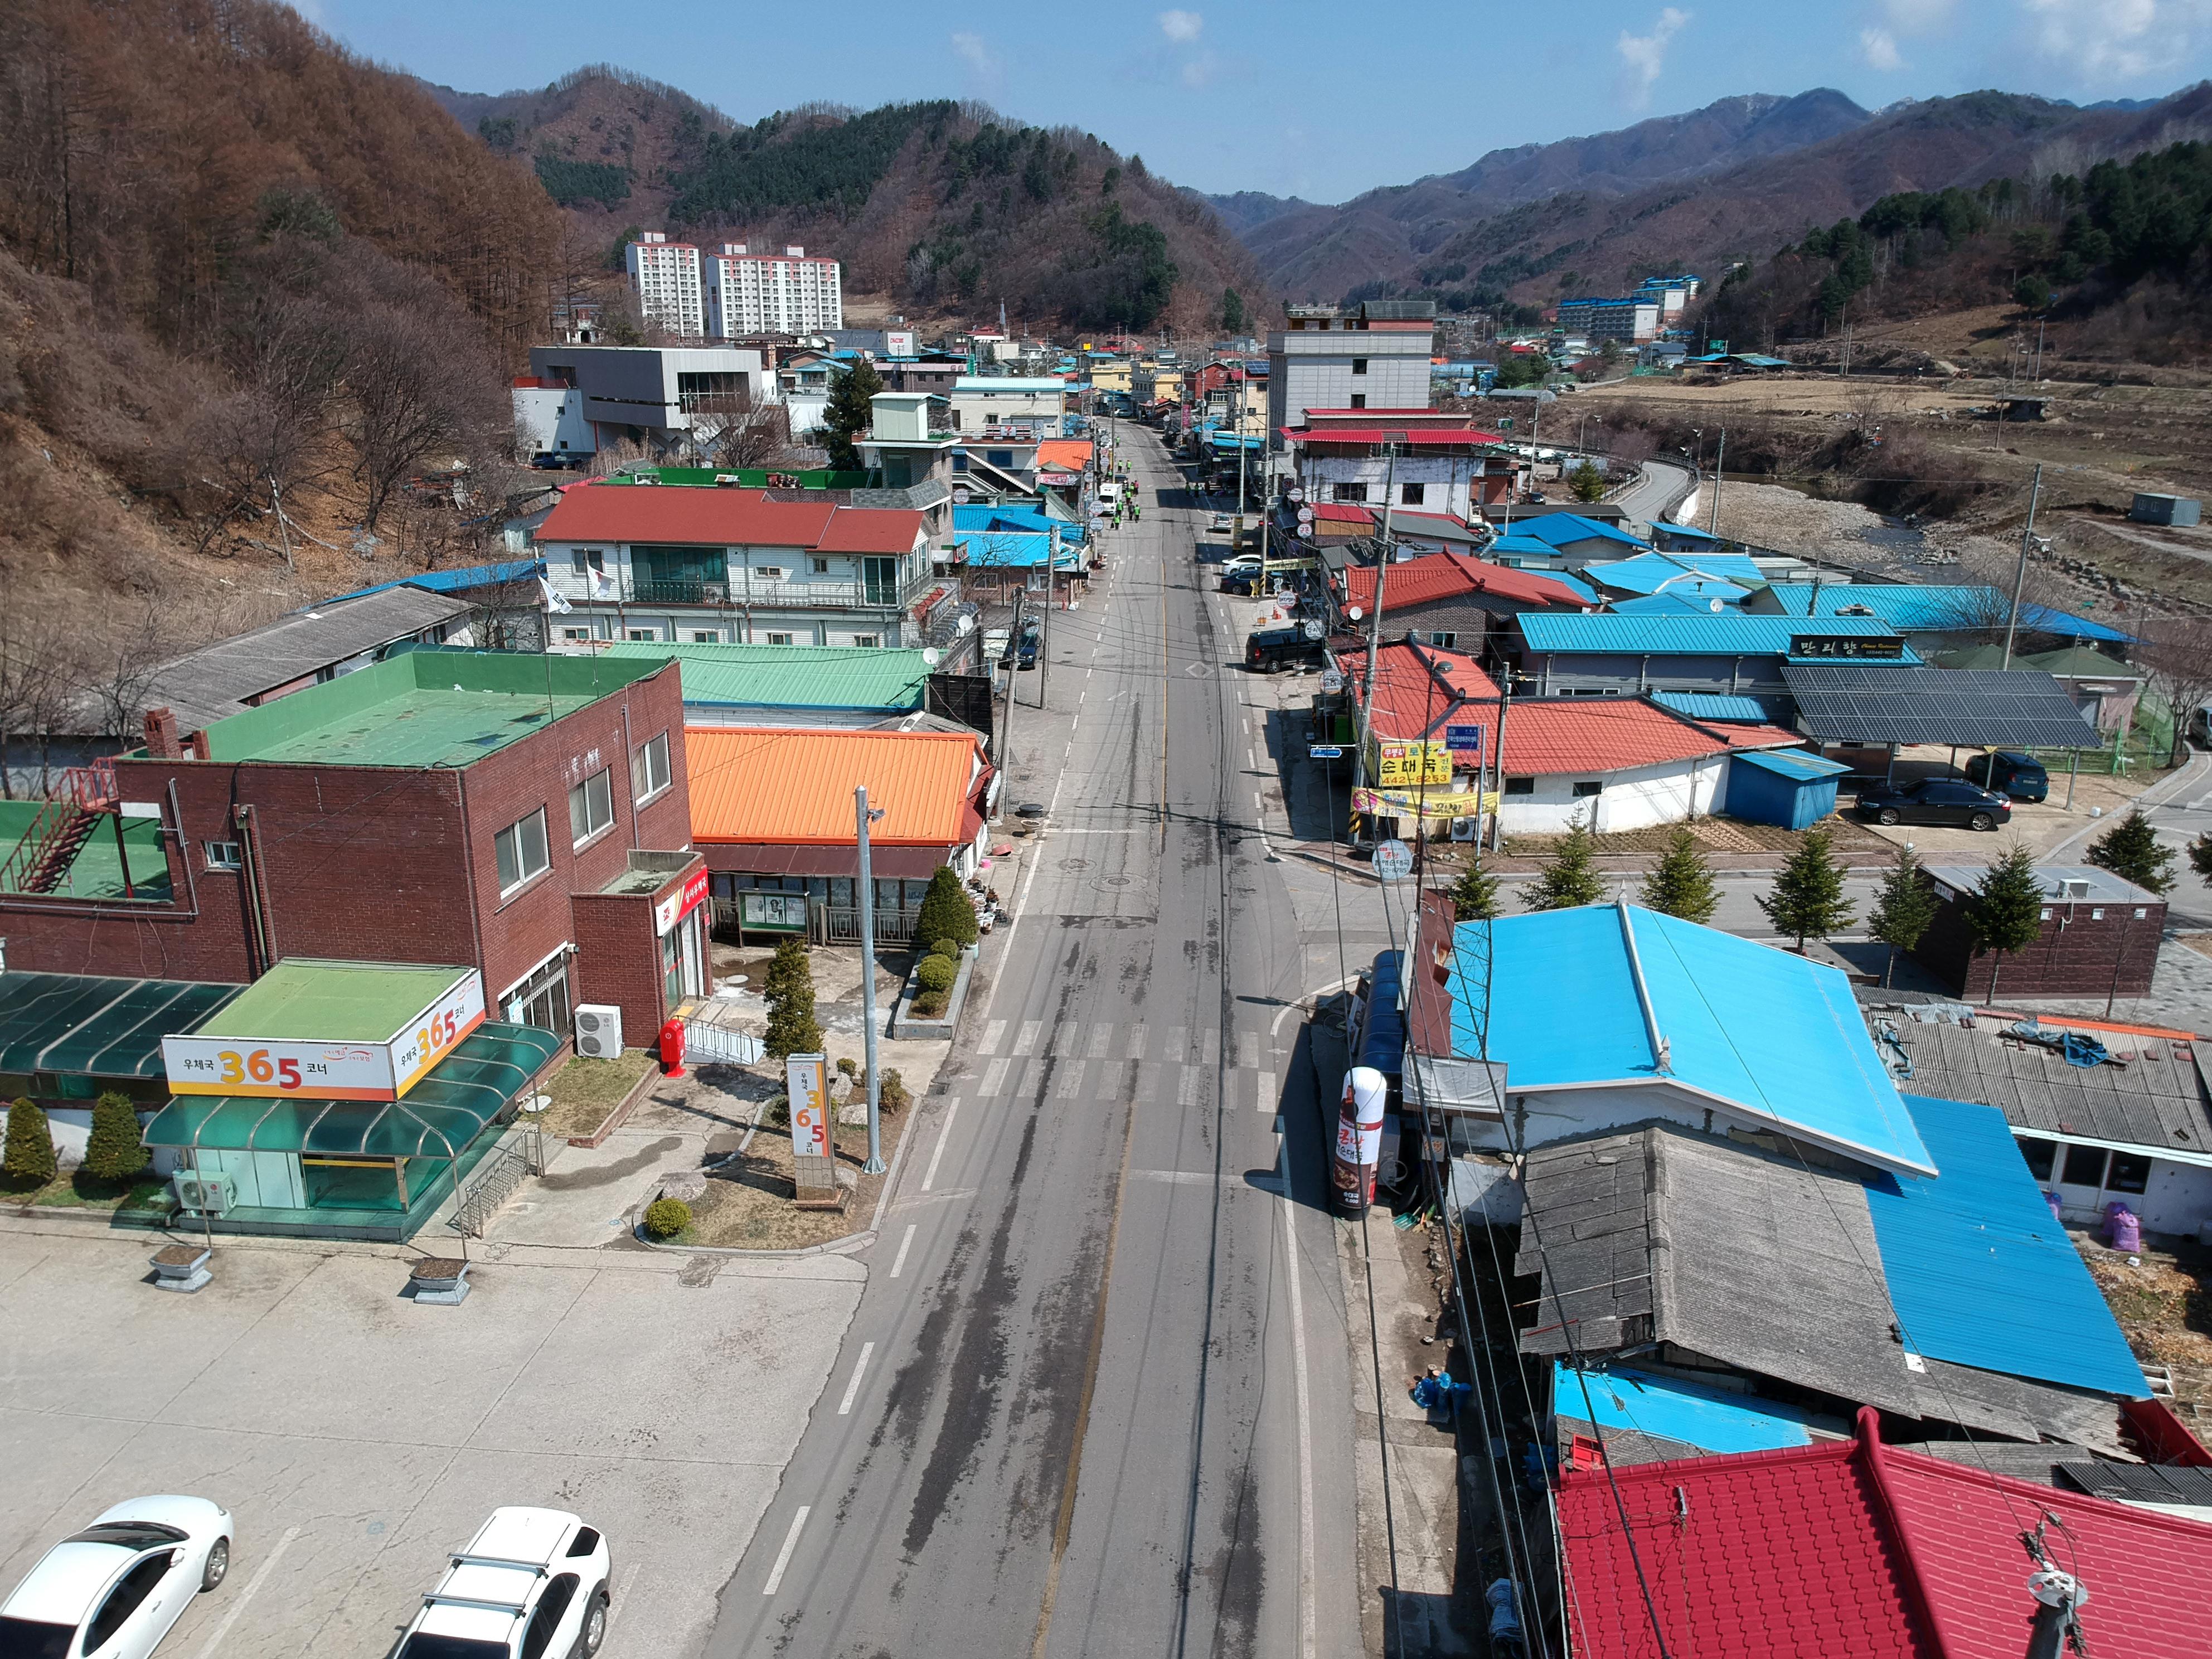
[[1561, 1408, 2212, 1659]]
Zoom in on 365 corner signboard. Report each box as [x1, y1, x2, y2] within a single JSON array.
[[161, 969, 486, 1101]]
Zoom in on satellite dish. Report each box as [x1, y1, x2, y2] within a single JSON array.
[[922, 647, 943, 666], [1346, 605, 1365, 622], [1709, 597, 1725, 613]]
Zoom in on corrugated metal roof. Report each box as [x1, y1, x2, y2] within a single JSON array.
[[1653, 691, 1777, 722], [1340, 552, 1587, 612], [1458, 906, 1936, 1175], [1586, 550, 1762, 595], [1733, 748, 1851, 781], [537, 481, 922, 553], [1517, 612, 1900, 654], [1868, 1094, 2148, 1398], [1760, 583, 2133, 644], [1553, 1363, 1817, 1457], [1605, 591, 1745, 614], [686, 726, 983, 845], [1508, 515, 1651, 552], [600, 642, 930, 711]]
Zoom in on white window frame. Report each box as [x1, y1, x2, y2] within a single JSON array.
[[627, 627, 658, 642], [494, 807, 551, 898], [632, 731, 673, 804], [851, 634, 882, 649], [204, 840, 242, 871], [569, 767, 614, 848]]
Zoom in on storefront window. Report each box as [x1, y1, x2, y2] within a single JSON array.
[[503, 952, 573, 1036], [2061, 1144, 2108, 1187]]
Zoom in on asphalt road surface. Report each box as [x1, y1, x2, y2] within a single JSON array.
[[702, 425, 1361, 1658]]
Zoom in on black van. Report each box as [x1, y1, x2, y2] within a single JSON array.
[[1246, 626, 1322, 672]]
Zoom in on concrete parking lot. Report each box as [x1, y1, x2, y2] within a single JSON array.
[[0, 1222, 862, 1659]]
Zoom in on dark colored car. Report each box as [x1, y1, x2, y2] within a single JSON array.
[[1854, 777, 2012, 831], [1964, 749, 2050, 802], [1015, 622, 1040, 670], [1246, 626, 1322, 672]]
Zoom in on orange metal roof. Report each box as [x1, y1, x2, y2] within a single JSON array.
[[1034, 439, 1093, 472], [685, 727, 985, 845]]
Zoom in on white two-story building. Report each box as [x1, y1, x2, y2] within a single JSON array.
[[535, 479, 952, 650]]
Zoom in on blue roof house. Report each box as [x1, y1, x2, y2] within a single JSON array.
[[1582, 550, 1767, 599], [1408, 896, 1938, 1177], [1510, 611, 1912, 700], [1485, 513, 1648, 568], [1745, 582, 2132, 647]]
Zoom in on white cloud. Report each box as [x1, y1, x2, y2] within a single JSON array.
[[1615, 8, 1690, 106], [950, 30, 999, 76], [1881, 0, 1953, 28], [1159, 9, 1204, 42], [1860, 26, 1905, 69], [2020, 0, 2204, 82]]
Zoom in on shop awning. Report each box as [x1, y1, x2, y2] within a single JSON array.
[[697, 843, 955, 880], [144, 1022, 561, 1160], [0, 973, 244, 1078]]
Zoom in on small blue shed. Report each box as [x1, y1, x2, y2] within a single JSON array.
[[1723, 748, 1851, 830]]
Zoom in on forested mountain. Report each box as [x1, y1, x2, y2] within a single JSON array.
[[1224, 90, 1872, 301], [436, 78, 1268, 334], [0, 0, 562, 656]]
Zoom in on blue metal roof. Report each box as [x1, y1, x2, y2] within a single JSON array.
[[1651, 522, 1728, 544], [1505, 514, 1648, 551], [953, 504, 1085, 544], [1759, 583, 2132, 644], [1554, 1364, 1817, 1454], [1585, 551, 1766, 595], [1731, 748, 1849, 781], [952, 530, 1082, 569], [1605, 590, 1744, 615], [334, 558, 546, 603], [1652, 691, 1775, 721], [1455, 906, 1936, 1175], [1360, 950, 1405, 1077], [1516, 612, 1901, 655], [1866, 1094, 2148, 1399]]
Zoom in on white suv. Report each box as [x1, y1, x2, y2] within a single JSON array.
[[395, 1509, 610, 1659]]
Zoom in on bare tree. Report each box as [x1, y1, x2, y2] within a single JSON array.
[[2135, 617, 2212, 765], [695, 392, 798, 470], [75, 604, 168, 743], [0, 613, 77, 798], [334, 261, 504, 527]]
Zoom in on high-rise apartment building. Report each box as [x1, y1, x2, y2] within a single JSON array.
[[624, 232, 706, 337], [705, 244, 845, 337]]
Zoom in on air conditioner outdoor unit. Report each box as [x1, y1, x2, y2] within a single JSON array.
[[575, 1003, 623, 1059], [173, 1173, 235, 1215]]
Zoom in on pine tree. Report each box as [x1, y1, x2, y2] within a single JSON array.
[[1638, 827, 1719, 924], [1568, 460, 1607, 503], [1965, 843, 2048, 1002], [2191, 830, 2212, 884], [1866, 846, 1940, 988], [1758, 827, 1855, 951], [3, 1098, 57, 1189], [2085, 808, 2177, 896], [81, 1092, 151, 1183], [1447, 861, 1501, 921], [1525, 813, 1607, 911], [915, 866, 977, 954], [763, 938, 823, 1059], [822, 358, 886, 472]]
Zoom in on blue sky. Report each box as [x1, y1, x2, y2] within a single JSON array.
[[309, 0, 2212, 203]]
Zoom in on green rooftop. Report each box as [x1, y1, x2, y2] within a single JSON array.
[[600, 641, 934, 711], [194, 650, 668, 768], [0, 802, 172, 900], [190, 959, 472, 1042], [603, 465, 872, 489]]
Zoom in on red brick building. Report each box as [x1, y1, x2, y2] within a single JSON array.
[[0, 651, 707, 1046], [1915, 864, 2166, 1001]]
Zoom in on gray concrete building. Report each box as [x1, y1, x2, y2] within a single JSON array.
[[1265, 299, 1435, 449]]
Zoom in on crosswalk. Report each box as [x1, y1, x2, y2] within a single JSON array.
[[962, 1018, 1293, 1110]]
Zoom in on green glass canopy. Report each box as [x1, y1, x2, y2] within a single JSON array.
[[0, 973, 243, 1078], [144, 1022, 561, 1160]]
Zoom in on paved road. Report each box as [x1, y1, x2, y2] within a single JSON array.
[[702, 429, 1361, 1657], [1611, 455, 1694, 535]]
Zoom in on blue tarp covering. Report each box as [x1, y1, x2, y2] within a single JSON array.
[[1554, 1364, 1817, 1454], [1454, 908, 1935, 1175], [1360, 950, 1405, 1078], [1867, 1094, 2148, 1398]]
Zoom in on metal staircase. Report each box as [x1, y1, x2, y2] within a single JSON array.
[[0, 760, 119, 895]]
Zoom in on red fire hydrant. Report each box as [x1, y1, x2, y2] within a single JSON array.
[[657, 1016, 687, 1079]]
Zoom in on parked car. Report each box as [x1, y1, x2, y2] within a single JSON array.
[[1246, 626, 1323, 672], [1220, 554, 1263, 578], [1963, 749, 2050, 802], [0, 1496, 232, 1659], [1221, 570, 1264, 596], [1854, 777, 2012, 830], [396, 1507, 611, 1659]]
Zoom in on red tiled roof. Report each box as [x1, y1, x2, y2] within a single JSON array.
[[1345, 641, 1498, 740], [1715, 722, 1809, 750], [1283, 426, 1503, 447], [1562, 1409, 2212, 1659], [537, 482, 922, 554], [1340, 552, 1585, 612], [1311, 502, 1376, 526], [1344, 692, 1754, 773]]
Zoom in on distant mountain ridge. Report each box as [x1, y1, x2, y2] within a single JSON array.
[[1221, 84, 2212, 307]]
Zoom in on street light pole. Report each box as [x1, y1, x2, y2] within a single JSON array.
[[1707, 425, 1726, 536], [1349, 434, 1408, 839], [2002, 464, 2044, 670], [856, 786, 886, 1174]]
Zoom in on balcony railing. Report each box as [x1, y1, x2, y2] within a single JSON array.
[[610, 571, 930, 611], [632, 579, 729, 605]]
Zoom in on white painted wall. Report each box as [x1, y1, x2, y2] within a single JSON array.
[[2048, 1151, 2212, 1237], [1495, 754, 1726, 835], [513, 386, 593, 458]]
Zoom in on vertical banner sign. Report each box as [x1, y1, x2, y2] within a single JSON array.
[[787, 1052, 836, 1195], [1331, 1066, 1390, 1217]]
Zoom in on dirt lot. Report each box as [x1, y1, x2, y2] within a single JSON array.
[[1498, 811, 1893, 861], [2085, 1239, 2212, 1425]]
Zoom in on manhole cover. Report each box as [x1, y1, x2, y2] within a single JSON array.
[[1016, 802, 1047, 819], [1097, 875, 1134, 889], [1059, 857, 1090, 871]]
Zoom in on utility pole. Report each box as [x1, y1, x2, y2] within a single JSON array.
[[855, 787, 886, 1174], [1490, 670, 1516, 853], [1348, 435, 1408, 836], [2001, 464, 2044, 670], [1000, 589, 1025, 775], [1707, 426, 1726, 536], [1041, 521, 1056, 704]]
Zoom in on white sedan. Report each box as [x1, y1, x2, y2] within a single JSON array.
[[0, 1496, 231, 1659]]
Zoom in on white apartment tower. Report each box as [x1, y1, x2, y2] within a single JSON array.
[[705, 243, 845, 337], [624, 232, 705, 337]]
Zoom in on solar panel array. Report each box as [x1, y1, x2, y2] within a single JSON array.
[[1780, 664, 2101, 748]]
